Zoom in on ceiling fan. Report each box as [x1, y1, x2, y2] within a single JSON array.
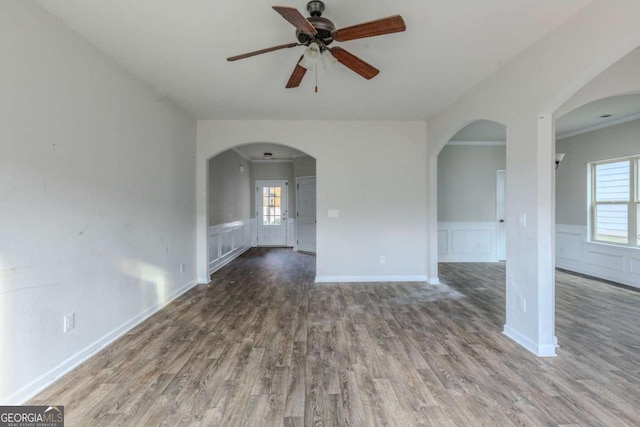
[[227, 1, 406, 89]]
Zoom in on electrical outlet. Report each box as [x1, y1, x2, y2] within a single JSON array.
[[380, 255, 386, 264], [180, 263, 185, 273], [64, 313, 75, 333]]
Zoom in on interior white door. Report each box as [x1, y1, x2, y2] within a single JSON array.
[[496, 170, 506, 261], [256, 180, 288, 246], [296, 177, 316, 253]]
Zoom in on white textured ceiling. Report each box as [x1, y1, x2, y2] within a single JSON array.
[[36, 0, 591, 120], [556, 94, 640, 138]]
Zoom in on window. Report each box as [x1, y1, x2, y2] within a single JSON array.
[[590, 156, 639, 247]]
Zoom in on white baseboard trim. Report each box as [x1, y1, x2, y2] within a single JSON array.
[[315, 275, 428, 283], [4, 279, 198, 405], [427, 276, 440, 285], [503, 324, 557, 357]]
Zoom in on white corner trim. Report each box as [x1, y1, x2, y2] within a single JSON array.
[[427, 276, 440, 285], [556, 112, 640, 140], [503, 324, 557, 357], [447, 140, 506, 146], [315, 275, 428, 283], [4, 280, 199, 405]]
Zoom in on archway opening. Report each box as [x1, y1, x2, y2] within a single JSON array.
[[437, 120, 507, 262], [206, 142, 317, 278], [436, 119, 507, 326], [551, 46, 640, 360]]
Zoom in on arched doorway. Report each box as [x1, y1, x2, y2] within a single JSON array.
[[437, 120, 507, 263], [206, 142, 317, 278]]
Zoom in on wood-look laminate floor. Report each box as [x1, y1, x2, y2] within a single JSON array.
[[30, 248, 640, 426]]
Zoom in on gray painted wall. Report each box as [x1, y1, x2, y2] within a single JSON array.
[[556, 118, 640, 226], [294, 155, 316, 178], [1, 0, 196, 403], [438, 145, 506, 222], [208, 150, 251, 226]]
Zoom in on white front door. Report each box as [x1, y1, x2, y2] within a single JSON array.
[[256, 180, 288, 246], [296, 177, 316, 253], [496, 170, 506, 261]]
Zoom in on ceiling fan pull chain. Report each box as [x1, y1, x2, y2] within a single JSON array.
[[315, 63, 318, 93]]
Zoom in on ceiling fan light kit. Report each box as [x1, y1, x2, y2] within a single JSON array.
[[227, 0, 406, 89], [299, 42, 320, 70]]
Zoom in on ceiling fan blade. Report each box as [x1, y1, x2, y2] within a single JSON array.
[[286, 56, 307, 88], [227, 42, 300, 61], [332, 15, 406, 42], [330, 47, 380, 80], [272, 6, 318, 36]]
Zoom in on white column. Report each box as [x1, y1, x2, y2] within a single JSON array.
[[536, 113, 557, 353], [426, 154, 440, 284], [196, 152, 209, 284], [502, 114, 556, 356]]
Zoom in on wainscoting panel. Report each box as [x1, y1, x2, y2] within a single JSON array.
[[556, 227, 583, 262], [208, 219, 253, 275], [555, 224, 640, 289], [586, 250, 625, 272], [437, 230, 448, 254], [630, 256, 640, 276], [438, 222, 497, 262]]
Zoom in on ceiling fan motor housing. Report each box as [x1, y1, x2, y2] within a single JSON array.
[[296, 0, 335, 46], [296, 17, 335, 46]]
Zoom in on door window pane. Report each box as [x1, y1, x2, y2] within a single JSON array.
[[262, 186, 282, 225]]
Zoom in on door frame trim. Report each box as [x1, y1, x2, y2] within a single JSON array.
[[255, 179, 289, 247], [496, 169, 506, 261], [295, 176, 317, 254]]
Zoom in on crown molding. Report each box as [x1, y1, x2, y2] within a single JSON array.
[[447, 140, 506, 146], [556, 112, 640, 140]]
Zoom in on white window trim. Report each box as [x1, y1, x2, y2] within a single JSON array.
[[589, 155, 639, 248]]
